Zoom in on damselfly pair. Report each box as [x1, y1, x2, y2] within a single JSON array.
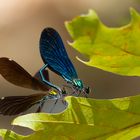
[[0, 28, 90, 115]]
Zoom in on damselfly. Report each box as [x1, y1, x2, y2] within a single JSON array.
[[39, 28, 90, 97]]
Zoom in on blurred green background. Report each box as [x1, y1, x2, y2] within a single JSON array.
[[0, 0, 140, 137]]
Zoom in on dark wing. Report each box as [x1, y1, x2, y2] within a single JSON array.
[[34, 69, 49, 83], [40, 28, 78, 82], [0, 93, 46, 115], [0, 57, 49, 91]]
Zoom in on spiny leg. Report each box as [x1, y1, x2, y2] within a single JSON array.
[[49, 99, 59, 113], [36, 100, 45, 113], [62, 85, 77, 96], [83, 87, 90, 98], [83, 91, 88, 98], [48, 91, 68, 113]]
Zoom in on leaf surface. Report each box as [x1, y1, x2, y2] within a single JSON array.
[[65, 8, 140, 76], [0, 96, 140, 140]]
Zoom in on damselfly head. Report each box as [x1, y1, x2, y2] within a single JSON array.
[[72, 79, 90, 93], [73, 79, 90, 96], [73, 79, 83, 89]]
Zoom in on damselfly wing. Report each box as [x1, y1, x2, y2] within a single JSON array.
[[0, 57, 49, 91], [0, 57, 57, 115]]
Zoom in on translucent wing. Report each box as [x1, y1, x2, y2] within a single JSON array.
[[0, 93, 46, 115], [0, 57, 49, 91], [40, 28, 78, 82]]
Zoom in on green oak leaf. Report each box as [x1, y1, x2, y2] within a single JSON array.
[[1, 96, 140, 140], [65, 8, 140, 76]]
